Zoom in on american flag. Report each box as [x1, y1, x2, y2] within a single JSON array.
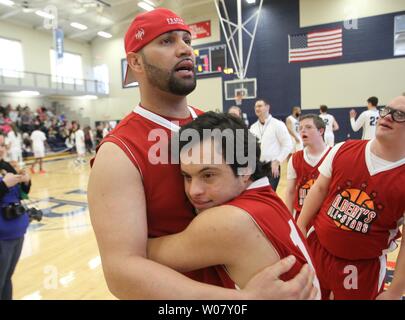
[[288, 28, 342, 63]]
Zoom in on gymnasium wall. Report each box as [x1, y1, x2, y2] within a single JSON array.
[[221, 0, 405, 142], [301, 58, 405, 109], [0, 20, 94, 123], [0, 20, 93, 78], [300, 0, 405, 27]]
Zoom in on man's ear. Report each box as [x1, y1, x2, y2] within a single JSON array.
[[127, 52, 143, 73], [238, 167, 253, 182], [319, 127, 325, 137]]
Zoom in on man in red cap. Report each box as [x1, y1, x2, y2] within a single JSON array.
[[88, 8, 315, 299]]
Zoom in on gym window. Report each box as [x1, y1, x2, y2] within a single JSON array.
[[50, 49, 83, 84], [394, 14, 405, 56], [0, 37, 24, 78]]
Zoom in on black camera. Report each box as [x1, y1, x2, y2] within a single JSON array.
[[1, 203, 43, 222], [27, 207, 43, 222], [2, 203, 26, 220]]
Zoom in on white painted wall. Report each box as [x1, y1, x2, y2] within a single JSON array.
[[0, 21, 93, 79], [300, 0, 405, 27], [301, 58, 405, 109]]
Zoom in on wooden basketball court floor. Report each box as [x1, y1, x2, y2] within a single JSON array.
[[12, 156, 402, 300]]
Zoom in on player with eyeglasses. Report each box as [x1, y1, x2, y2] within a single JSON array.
[[379, 105, 405, 123], [297, 95, 405, 299]]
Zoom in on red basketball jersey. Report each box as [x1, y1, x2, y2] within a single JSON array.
[[92, 106, 234, 288], [314, 140, 405, 260], [292, 148, 330, 214], [225, 179, 320, 293]]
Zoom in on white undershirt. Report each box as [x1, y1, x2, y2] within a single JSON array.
[[287, 147, 330, 180], [318, 140, 405, 178]]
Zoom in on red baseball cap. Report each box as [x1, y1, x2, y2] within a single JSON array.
[[124, 8, 191, 85]]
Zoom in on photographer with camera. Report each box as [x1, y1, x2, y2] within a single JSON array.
[[0, 133, 32, 300]]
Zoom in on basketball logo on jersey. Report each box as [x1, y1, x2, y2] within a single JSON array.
[[298, 179, 315, 206], [326, 186, 382, 234]]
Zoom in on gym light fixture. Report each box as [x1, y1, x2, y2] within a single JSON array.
[[0, 0, 14, 7], [70, 22, 88, 30], [137, 1, 154, 12], [35, 10, 55, 20], [97, 31, 112, 38]]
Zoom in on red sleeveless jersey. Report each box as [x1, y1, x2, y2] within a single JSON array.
[[225, 180, 320, 290], [92, 107, 234, 288], [292, 148, 330, 214], [314, 140, 405, 260]]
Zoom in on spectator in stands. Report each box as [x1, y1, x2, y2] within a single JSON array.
[[5, 124, 23, 170], [73, 122, 86, 164], [21, 133, 32, 158], [8, 106, 18, 124], [30, 125, 47, 174], [20, 107, 32, 133], [102, 122, 111, 138], [95, 124, 103, 147], [84, 126, 94, 154]]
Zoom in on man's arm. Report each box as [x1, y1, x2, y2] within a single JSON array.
[[148, 206, 251, 273], [332, 117, 339, 131], [285, 179, 297, 214], [350, 111, 365, 132], [285, 157, 297, 214], [286, 117, 299, 142], [88, 142, 243, 299], [148, 205, 318, 298], [296, 173, 331, 235], [377, 220, 405, 300]]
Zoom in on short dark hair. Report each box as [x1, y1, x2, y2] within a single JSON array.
[[292, 106, 301, 113], [320, 105, 328, 113], [228, 106, 242, 117], [256, 99, 269, 106], [299, 113, 325, 139], [178, 112, 270, 181], [299, 114, 326, 131], [367, 96, 378, 106]]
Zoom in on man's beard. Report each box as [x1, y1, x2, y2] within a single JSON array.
[[142, 54, 196, 96]]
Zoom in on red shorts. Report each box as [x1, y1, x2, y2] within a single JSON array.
[[307, 231, 386, 300]]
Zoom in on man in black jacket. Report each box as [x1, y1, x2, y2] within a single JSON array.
[[0, 133, 31, 300]]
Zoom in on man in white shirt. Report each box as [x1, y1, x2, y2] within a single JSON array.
[[350, 96, 380, 140], [286, 106, 303, 153], [30, 125, 47, 174], [250, 99, 292, 191], [319, 105, 339, 147], [73, 122, 86, 164], [5, 124, 23, 169]]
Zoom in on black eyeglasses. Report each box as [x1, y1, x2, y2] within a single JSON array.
[[379, 106, 405, 123]]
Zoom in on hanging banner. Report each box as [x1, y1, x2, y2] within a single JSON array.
[[54, 27, 64, 60], [189, 20, 211, 40]]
